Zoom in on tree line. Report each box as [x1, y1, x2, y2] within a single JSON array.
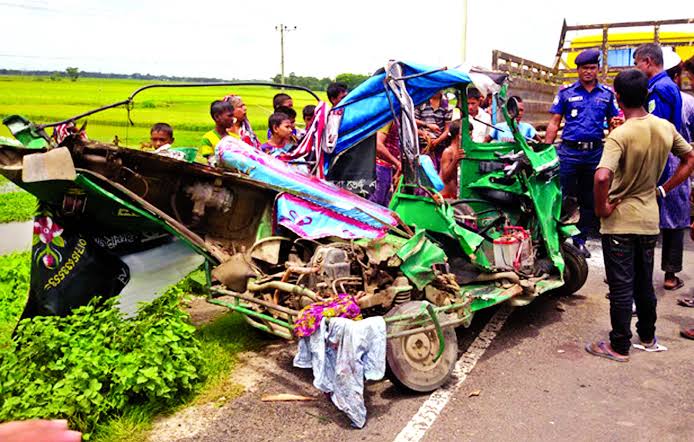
[[0, 68, 371, 90], [272, 72, 370, 91]]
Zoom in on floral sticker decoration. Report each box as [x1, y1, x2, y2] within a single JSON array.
[[33, 215, 65, 269]]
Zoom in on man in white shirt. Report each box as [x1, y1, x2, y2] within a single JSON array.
[[467, 87, 491, 142]]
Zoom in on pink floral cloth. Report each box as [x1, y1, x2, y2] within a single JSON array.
[[294, 293, 362, 337]]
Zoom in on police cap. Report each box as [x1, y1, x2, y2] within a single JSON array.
[[575, 49, 600, 66]]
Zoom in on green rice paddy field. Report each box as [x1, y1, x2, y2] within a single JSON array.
[[0, 76, 323, 148]]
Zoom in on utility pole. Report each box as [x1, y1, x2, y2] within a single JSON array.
[[275, 24, 297, 85], [461, 0, 468, 62]]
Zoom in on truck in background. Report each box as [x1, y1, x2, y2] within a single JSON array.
[[492, 18, 694, 132]]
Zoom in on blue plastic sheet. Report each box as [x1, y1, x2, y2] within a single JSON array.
[[329, 62, 473, 162]]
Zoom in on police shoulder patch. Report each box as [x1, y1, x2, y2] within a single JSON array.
[[648, 99, 656, 113]]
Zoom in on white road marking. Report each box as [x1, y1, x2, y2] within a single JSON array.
[[392, 304, 514, 442]]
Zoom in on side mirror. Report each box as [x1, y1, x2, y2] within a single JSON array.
[[506, 96, 519, 120]]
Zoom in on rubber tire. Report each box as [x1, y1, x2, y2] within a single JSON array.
[[385, 301, 458, 393], [560, 242, 589, 294]]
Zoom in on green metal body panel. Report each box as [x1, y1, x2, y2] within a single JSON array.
[[396, 230, 448, 289], [559, 224, 581, 238], [390, 83, 568, 277], [389, 188, 489, 267], [7, 171, 216, 263], [467, 171, 524, 195], [2, 115, 49, 149]]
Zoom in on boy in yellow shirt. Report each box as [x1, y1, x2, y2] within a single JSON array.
[[199, 100, 235, 164]]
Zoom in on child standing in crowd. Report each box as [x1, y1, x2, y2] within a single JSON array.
[[150, 122, 174, 150], [260, 112, 294, 157], [298, 104, 316, 141], [272, 92, 293, 109], [439, 120, 466, 199], [274, 105, 299, 145], [200, 100, 235, 164]]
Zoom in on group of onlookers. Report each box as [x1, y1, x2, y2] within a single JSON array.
[[147, 82, 349, 165]]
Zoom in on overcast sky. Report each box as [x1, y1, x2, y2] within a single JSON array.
[[0, 0, 687, 79]]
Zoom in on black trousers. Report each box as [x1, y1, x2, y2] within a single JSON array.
[[602, 234, 659, 355], [661, 228, 685, 274]]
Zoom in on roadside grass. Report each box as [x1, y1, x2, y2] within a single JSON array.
[[91, 312, 269, 442], [0, 253, 268, 441], [194, 312, 268, 404], [0, 76, 321, 147], [0, 191, 37, 223]]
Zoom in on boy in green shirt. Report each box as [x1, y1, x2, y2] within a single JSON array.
[[586, 69, 694, 362]]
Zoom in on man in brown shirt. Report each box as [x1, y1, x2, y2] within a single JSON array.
[[586, 69, 694, 362]]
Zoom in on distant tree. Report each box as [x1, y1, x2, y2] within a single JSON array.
[[65, 67, 79, 81], [335, 73, 369, 90], [271, 73, 332, 91], [49, 71, 62, 81]]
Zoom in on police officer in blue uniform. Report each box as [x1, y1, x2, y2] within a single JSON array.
[[545, 49, 620, 258], [634, 43, 688, 291]]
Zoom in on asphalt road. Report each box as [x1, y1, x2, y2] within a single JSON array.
[[151, 237, 694, 442]]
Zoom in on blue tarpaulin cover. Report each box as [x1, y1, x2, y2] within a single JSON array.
[[329, 62, 473, 163]]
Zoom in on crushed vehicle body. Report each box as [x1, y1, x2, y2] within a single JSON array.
[[0, 62, 588, 395]]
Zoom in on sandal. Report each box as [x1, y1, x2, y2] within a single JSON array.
[[681, 328, 694, 340], [632, 336, 668, 352], [585, 340, 629, 362], [664, 276, 684, 291], [676, 297, 694, 308]]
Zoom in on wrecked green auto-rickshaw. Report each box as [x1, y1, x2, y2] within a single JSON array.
[[0, 61, 587, 392]]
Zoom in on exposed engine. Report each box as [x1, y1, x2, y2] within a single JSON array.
[[211, 237, 464, 320]]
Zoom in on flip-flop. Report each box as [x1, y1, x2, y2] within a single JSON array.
[[632, 337, 668, 352], [664, 276, 684, 291], [585, 340, 629, 362], [676, 297, 694, 308], [680, 328, 694, 340]]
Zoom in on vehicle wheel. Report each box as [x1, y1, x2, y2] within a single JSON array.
[[385, 301, 458, 393], [561, 242, 589, 294]]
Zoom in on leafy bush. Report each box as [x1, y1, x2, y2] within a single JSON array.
[[0, 286, 204, 435], [0, 252, 30, 348], [0, 191, 37, 223]]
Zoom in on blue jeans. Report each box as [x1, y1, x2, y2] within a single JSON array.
[[602, 234, 659, 355], [558, 144, 603, 243]]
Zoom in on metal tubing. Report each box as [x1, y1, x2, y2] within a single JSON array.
[[425, 303, 445, 362], [207, 298, 295, 330], [384, 301, 469, 323], [243, 315, 293, 340], [209, 287, 300, 316], [247, 280, 319, 303], [386, 317, 471, 339], [128, 81, 320, 102], [39, 82, 321, 129]]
